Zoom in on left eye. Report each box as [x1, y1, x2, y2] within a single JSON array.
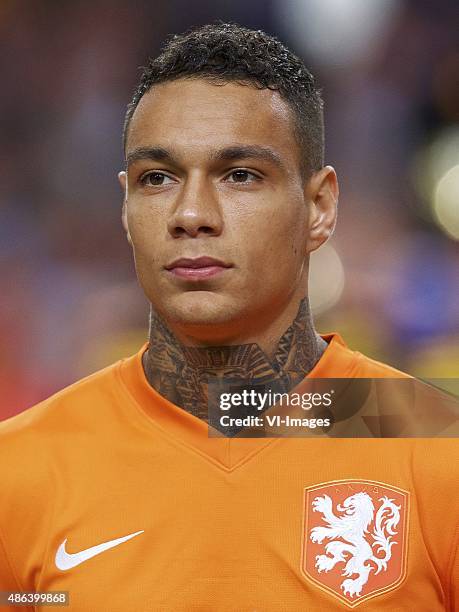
[[225, 170, 259, 183], [140, 172, 175, 186]]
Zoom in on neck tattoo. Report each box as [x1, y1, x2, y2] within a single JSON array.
[[142, 298, 327, 421]]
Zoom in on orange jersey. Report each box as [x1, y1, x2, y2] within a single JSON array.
[[0, 334, 457, 611]]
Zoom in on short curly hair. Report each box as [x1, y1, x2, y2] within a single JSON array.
[[123, 22, 324, 176]]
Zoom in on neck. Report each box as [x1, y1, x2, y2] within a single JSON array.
[[142, 298, 327, 421]]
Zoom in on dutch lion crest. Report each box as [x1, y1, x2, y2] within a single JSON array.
[[309, 491, 400, 599]]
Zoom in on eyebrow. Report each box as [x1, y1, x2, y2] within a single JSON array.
[[126, 145, 285, 170], [210, 145, 284, 169], [126, 147, 174, 168]]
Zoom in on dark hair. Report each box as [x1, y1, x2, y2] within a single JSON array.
[[123, 22, 324, 176]]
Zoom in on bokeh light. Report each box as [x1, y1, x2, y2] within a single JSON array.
[[411, 127, 459, 220], [433, 164, 459, 241], [275, 0, 401, 66]]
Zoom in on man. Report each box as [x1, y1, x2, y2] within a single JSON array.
[[0, 23, 457, 611]]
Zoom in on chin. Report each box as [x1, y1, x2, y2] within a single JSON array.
[[154, 291, 246, 339]]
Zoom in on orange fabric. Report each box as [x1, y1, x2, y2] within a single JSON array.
[[0, 334, 457, 611]]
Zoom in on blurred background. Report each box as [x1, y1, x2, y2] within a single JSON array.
[[1, 0, 458, 419]]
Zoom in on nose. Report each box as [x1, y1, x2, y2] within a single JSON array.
[[167, 175, 223, 238]]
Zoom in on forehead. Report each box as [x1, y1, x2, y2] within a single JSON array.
[[126, 79, 299, 162]]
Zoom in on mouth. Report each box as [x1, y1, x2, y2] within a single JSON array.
[[164, 256, 233, 280]]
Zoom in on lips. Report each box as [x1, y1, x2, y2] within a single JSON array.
[[164, 257, 233, 280]]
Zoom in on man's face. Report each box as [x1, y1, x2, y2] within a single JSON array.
[[122, 79, 320, 342]]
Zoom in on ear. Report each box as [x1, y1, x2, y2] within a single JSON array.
[[118, 171, 132, 246], [305, 165, 339, 254]]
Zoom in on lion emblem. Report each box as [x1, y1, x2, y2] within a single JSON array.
[[309, 491, 401, 599]]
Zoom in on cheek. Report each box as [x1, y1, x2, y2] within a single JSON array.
[[126, 210, 163, 287], [238, 202, 308, 269], [128, 204, 162, 256]]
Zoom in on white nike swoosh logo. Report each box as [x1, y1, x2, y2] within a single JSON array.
[[55, 530, 144, 570]]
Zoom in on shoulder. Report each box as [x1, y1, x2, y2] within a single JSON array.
[[355, 355, 457, 436], [0, 358, 132, 531], [352, 352, 411, 378], [317, 333, 411, 379], [318, 334, 458, 436], [0, 359, 124, 459]]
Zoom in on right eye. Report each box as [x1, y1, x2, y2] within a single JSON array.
[[140, 172, 175, 187]]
